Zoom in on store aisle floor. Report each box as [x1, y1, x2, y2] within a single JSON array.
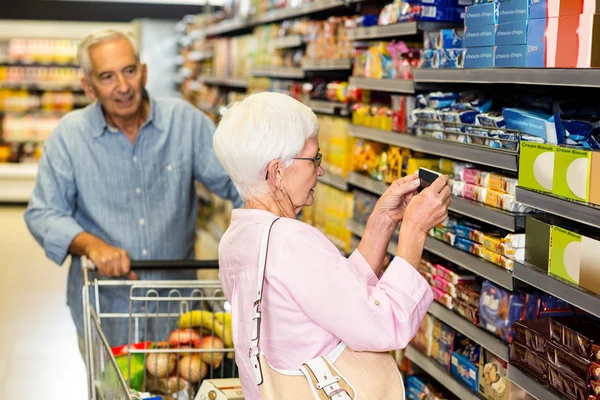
[[0, 206, 87, 399]]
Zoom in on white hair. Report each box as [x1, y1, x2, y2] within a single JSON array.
[[213, 92, 319, 201], [77, 29, 139, 78]]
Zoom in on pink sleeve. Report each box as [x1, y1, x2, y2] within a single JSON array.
[[270, 223, 433, 352], [348, 250, 380, 286]]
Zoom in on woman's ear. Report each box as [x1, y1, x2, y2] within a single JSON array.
[[266, 160, 282, 186]]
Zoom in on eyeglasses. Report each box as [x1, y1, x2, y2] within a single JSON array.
[[265, 152, 322, 180]]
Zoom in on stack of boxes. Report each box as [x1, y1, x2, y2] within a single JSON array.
[[464, 0, 600, 68]]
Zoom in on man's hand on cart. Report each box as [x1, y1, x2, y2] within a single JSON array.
[[87, 242, 137, 280]]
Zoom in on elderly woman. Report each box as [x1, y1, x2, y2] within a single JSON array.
[[213, 92, 451, 399]]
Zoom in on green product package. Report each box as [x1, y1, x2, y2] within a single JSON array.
[[552, 147, 592, 202], [518, 142, 556, 193], [549, 226, 582, 286], [116, 353, 146, 392]]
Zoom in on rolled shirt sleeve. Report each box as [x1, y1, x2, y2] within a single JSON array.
[[24, 131, 84, 265], [270, 221, 433, 352]]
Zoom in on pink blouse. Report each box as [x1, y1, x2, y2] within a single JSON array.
[[218, 209, 433, 399]]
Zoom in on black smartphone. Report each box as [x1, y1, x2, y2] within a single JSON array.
[[418, 167, 441, 192]]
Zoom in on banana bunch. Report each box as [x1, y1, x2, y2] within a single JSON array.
[[177, 310, 234, 349]]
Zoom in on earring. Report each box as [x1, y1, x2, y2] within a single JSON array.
[[273, 188, 286, 201]]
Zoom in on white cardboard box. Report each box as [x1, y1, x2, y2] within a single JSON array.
[[195, 379, 244, 400]]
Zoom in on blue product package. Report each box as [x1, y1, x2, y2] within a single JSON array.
[[465, 2, 498, 26], [475, 0, 494, 3], [502, 107, 565, 144], [464, 24, 496, 47], [494, 45, 527, 67], [420, 49, 441, 68], [440, 48, 466, 68], [526, 17, 547, 67], [421, 0, 474, 6], [424, 31, 441, 49], [498, 0, 529, 23], [495, 21, 528, 46], [563, 119, 600, 150], [439, 28, 465, 48], [420, 5, 466, 22], [451, 352, 480, 392], [454, 237, 479, 254], [529, 0, 547, 20], [464, 46, 495, 67], [479, 280, 519, 341]]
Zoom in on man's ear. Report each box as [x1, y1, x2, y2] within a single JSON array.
[[141, 63, 148, 87], [81, 76, 97, 102]]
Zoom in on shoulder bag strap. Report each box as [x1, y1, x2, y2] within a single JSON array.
[[249, 217, 280, 385]]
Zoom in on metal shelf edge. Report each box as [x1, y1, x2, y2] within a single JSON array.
[[347, 22, 418, 40], [405, 345, 480, 400], [507, 364, 563, 400], [348, 77, 415, 94], [317, 174, 348, 191], [514, 262, 600, 319]]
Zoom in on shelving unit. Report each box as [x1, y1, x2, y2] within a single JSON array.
[[271, 35, 303, 49], [348, 125, 519, 171], [306, 99, 349, 116], [197, 75, 248, 88], [515, 187, 600, 230], [318, 174, 348, 191], [0, 164, 38, 203], [251, 66, 305, 79], [187, 50, 214, 61], [414, 68, 600, 88], [514, 262, 600, 319], [428, 302, 508, 361], [0, 82, 82, 91], [404, 345, 480, 400], [507, 364, 563, 400], [302, 58, 352, 71], [348, 77, 414, 94]]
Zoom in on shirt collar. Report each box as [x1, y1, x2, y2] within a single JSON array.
[[91, 92, 164, 137]]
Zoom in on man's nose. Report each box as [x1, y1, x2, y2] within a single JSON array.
[[116, 73, 130, 93]]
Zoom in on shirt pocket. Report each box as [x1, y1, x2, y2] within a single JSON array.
[[147, 160, 192, 207]]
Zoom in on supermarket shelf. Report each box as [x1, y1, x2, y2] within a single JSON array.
[[428, 302, 508, 361], [198, 75, 248, 88], [188, 50, 214, 61], [507, 364, 563, 400], [251, 67, 305, 79], [348, 77, 415, 94], [306, 99, 349, 116], [1, 62, 80, 68], [449, 196, 524, 232], [404, 345, 479, 400], [302, 58, 353, 71], [514, 262, 600, 320], [346, 218, 514, 290], [0, 82, 82, 91], [348, 22, 419, 40], [348, 125, 519, 171], [424, 238, 514, 290], [0, 163, 38, 203], [346, 171, 521, 231], [515, 187, 600, 229], [414, 68, 600, 88], [346, 171, 387, 196], [205, 18, 251, 36], [318, 174, 348, 191], [272, 35, 303, 49]]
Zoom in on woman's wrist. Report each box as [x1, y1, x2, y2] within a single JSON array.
[[367, 209, 397, 235], [396, 223, 427, 268]]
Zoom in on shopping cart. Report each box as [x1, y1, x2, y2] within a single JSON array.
[[82, 258, 238, 400]]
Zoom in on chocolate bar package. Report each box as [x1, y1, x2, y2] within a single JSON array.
[[432, 263, 478, 285], [547, 363, 588, 400], [455, 297, 479, 325], [456, 284, 481, 308], [431, 274, 458, 297], [546, 340, 592, 382], [513, 319, 550, 355], [592, 381, 600, 398], [510, 342, 548, 381], [590, 362, 600, 381], [550, 317, 600, 359], [593, 345, 600, 363]]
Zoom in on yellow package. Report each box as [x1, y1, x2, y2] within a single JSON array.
[[406, 158, 439, 176]]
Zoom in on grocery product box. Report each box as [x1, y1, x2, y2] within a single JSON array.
[[196, 379, 244, 400], [495, 45, 527, 67], [524, 216, 552, 271], [479, 349, 529, 400], [529, 0, 600, 19], [509, 342, 549, 381], [503, 108, 563, 144], [555, 13, 600, 68], [549, 317, 600, 359], [495, 21, 528, 46], [553, 146, 592, 202], [420, 49, 440, 67], [526, 17, 559, 67], [590, 151, 600, 206], [549, 225, 600, 296], [421, 0, 474, 7], [518, 142, 556, 193], [440, 48, 466, 68], [421, 5, 467, 22], [464, 46, 496, 67], [451, 351, 480, 393], [464, 24, 496, 47], [465, 2, 499, 26], [499, 0, 530, 23], [438, 29, 465, 48]]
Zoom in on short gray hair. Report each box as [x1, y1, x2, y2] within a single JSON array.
[[77, 29, 139, 78], [213, 92, 319, 201]]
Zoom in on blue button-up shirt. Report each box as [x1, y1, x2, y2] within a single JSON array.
[[24, 96, 242, 346]]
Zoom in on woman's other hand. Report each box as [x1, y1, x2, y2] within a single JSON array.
[[373, 173, 421, 226], [403, 175, 451, 235]]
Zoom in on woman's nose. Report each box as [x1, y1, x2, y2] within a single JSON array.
[[317, 166, 325, 177]]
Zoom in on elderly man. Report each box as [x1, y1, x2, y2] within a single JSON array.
[[24, 29, 242, 350]]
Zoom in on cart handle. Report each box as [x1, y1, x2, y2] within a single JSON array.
[[83, 257, 219, 270]]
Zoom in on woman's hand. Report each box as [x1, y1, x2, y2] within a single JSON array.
[[372, 173, 421, 226], [402, 175, 452, 235]]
